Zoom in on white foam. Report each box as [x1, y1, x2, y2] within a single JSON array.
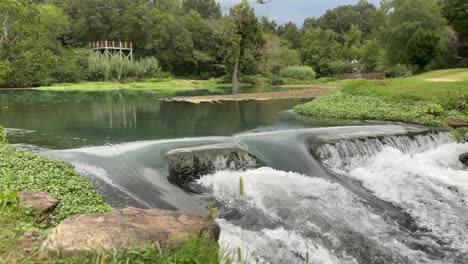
[[198, 168, 431, 263], [217, 219, 356, 264], [347, 143, 468, 250]]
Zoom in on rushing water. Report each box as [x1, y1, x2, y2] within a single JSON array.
[[1, 90, 467, 263]]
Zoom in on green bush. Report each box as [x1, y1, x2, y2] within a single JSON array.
[[88, 56, 160, 81], [328, 60, 353, 74], [279, 65, 316, 80], [385, 64, 413, 78], [51, 48, 91, 83]]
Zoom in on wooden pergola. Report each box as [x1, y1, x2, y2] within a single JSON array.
[[89, 40, 133, 60]]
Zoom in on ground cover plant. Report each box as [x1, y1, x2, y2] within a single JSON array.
[[294, 69, 468, 129]]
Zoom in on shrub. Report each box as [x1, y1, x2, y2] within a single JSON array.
[[385, 64, 413, 78], [328, 60, 353, 74], [87, 56, 160, 81], [279, 66, 316, 80], [51, 48, 91, 83]]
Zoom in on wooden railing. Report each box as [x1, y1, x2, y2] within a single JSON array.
[[89, 41, 133, 50]]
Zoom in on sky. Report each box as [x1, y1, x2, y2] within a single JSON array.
[[216, 0, 381, 26]]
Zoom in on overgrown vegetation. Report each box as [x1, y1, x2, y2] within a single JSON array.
[[294, 70, 468, 128], [88, 56, 160, 81]]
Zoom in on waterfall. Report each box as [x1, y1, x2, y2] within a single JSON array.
[[315, 132, 454, 171]]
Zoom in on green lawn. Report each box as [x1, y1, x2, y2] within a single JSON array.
[[295, 68, 468, 131]]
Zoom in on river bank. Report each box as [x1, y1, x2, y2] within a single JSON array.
[[294, 69, 468, 134], [0, 128, 221, 263]]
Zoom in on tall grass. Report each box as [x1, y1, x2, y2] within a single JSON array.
[[279, 66, 316, 80], [88, 56, 160, 81]]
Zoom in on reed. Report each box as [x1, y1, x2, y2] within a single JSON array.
[[88, 56, 160, 81]]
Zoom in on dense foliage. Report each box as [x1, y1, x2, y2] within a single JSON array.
[[0, 0, 466, 88]]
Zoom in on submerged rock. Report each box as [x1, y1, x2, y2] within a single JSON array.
[[165, 143, 258, 188], [17, 191, 59, 215], [41, 207, 220, 256], [459, 152, 468, 166]]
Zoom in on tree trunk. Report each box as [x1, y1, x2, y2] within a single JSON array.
[[231, 57, 240, 94]]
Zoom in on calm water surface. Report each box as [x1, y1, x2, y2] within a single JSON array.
[[0, 89, 363, 149]]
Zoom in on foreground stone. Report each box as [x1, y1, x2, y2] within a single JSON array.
[[460, 152, 468, 166], [41, 208, 220, 256], [18, 191, 59, 214]]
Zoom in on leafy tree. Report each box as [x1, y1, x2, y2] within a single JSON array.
[[439, 0, 468, 43], [361, 38, 386, 72], [223, 0, 264, 93], [260, 33, 300, 73], [260, 16, 277, 33], [182, 0, 222, 19], [299, 28, 341, 76], [404, 29, 441, 70], [311, 0, 376, 38], [181, 10, 224, 77], [381, 0, 447, 65], [342, 25, 363, 60], [0, 0, 69, 87], [277, 22, 302, 49]]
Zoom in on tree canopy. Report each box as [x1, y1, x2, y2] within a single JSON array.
[[0, 0, 466, 88]]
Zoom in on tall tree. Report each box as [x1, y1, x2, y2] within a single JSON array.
[[0, 0, 69, 87], [380, 0, 447, 65], [223, 0, 264, 93], [311, 0, 376, 38], [299, 28, 341, 76], [439, 0, 468, 43], [182, 0, 222, 19], [404, 29, 441, 70]]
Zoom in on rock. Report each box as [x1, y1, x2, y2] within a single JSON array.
[[16, 231, 43, 252], [447, 119, 468, 128], [41, 207, 220, 256], [17, 191, 59, 214], [460, 152, 468, 166], [165, 143, 258, 188]]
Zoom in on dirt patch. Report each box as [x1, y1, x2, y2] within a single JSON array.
[[163, 87, 337, 103], [426, 78, 460, 82]]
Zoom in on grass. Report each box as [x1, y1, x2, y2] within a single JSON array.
[[0, 206, 221, 264], [294, 68, 468, 128], [34, 78, 233, 92], [0, 128, 222, 263]]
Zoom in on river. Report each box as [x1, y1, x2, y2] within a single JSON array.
[[0, 90, 467, 263]]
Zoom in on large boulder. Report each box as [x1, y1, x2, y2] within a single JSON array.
[[41, 208, 220, 256], [166, 143, 258, 188], [17, 191, 59, 215], [460, 152, 468, 166]]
